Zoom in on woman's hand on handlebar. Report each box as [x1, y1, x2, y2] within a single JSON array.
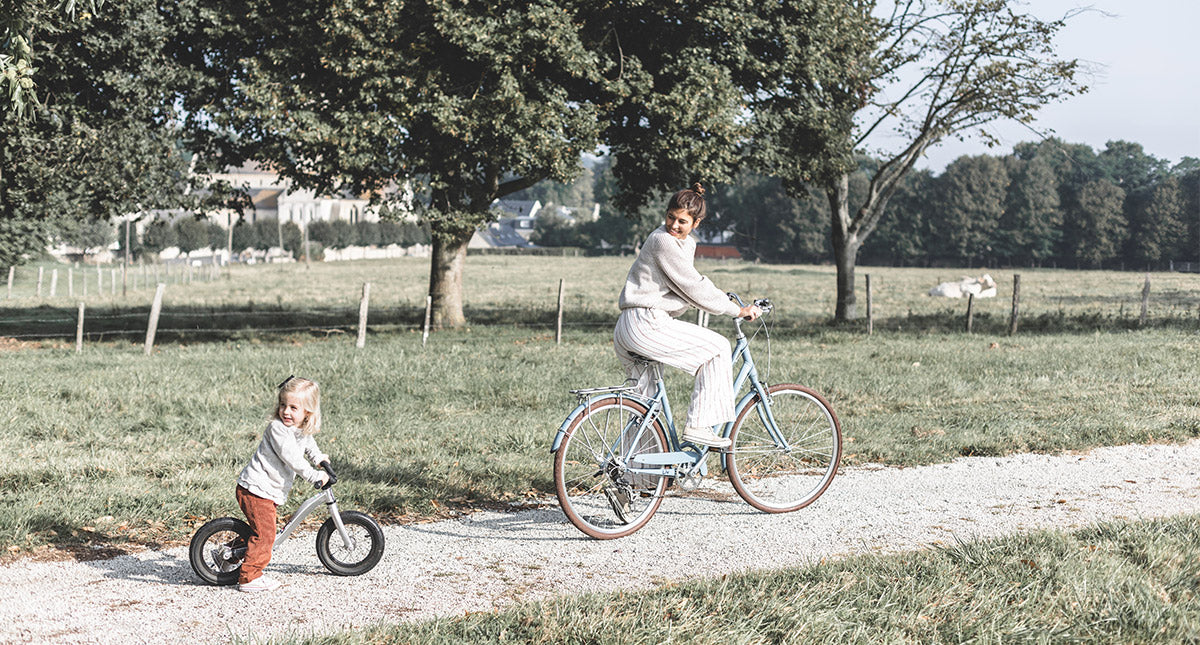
[[737, 304, 763, 321]]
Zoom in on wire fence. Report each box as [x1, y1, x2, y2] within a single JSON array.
[[3, 263, 1199, 353]]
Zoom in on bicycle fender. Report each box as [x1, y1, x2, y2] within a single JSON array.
[[550, 402, 590, 453], [550, 393, 654, 453]]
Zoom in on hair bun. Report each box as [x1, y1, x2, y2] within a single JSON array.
[[691, 182, 705, 196]]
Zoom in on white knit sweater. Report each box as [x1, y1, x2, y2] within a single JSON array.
[[618, 226, 741, 318], [236, 419, 329, 505]]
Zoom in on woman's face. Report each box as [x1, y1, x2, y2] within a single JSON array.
[[664, 209, 697, 240]]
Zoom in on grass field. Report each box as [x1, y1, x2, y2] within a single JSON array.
[[3, 256, 1199, 342], [3, 256, 1200, 640]]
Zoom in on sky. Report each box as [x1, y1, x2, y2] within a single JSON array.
[[901, 0, 1200, 172]]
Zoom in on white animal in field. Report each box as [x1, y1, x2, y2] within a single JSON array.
[[929, 274, 997, 298]]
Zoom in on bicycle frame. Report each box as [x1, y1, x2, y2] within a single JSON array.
[[273, 487, 355, 551], [550, 314, 786, 480]]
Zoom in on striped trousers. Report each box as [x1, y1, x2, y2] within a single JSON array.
[[613, 307, 734, 430]]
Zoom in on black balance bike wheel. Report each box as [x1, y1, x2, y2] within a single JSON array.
[[316, 511, 385, 576], [189, 517, 252, 586]]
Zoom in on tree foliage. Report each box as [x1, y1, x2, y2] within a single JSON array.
[[750, 0, 1086, 319], [1, 0, 200, 267]]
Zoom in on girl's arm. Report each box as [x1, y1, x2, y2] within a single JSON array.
[[266, 421, 325, 484]]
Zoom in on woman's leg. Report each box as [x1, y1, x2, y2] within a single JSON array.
[[614, 308, 734, 428]]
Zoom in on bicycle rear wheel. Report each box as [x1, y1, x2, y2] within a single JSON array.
[[727, 384, 841, 513], [188, 517, 252, 586], [553, 396, 669, 539]]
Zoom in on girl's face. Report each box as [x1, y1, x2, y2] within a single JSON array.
[[664, 209, 698, 240], [278, 393, 309, 428]]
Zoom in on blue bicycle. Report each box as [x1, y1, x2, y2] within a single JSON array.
[[551, 294, 842, 539]]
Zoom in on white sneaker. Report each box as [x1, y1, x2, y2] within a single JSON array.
[[681, 426, 731, 449], [238, 574, 282, 593]]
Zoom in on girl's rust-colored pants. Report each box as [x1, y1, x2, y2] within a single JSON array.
[[235, 485, 278, 585]]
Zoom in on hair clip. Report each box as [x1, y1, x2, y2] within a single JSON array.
[[278, 375, 294, 389]]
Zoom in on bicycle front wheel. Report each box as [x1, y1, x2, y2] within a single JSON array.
[[316, 511, 385, 576], [553, 396, 669, 539], [727, 384, 841, 513]]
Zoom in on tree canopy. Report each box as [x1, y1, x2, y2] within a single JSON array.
[[1, 0, 196, 267]]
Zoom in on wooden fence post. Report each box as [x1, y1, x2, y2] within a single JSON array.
[[76, 302, 85, 353], [422, 294, 432, 348], [49, 269, 58, 298], [1139, 273, 1150, 326], [865, 274, 873, 336], [965, 293, 975, 333], [123, 219, 130, 298], [1008, 274, 1021, 336], [356, 282, 371, 349], [68, 267, 74, 298], [36, 267, 43, 298], [555, 278, 565, 345], [145, 283, 166, 355], [6, 266, 12, 298], [97, 264, 102, 294]]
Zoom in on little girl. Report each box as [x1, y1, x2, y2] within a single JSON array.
[[614, 183, 761, 449], [234, 376, 330, 593]]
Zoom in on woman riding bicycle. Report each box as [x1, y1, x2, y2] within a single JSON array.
[[614, 183, 761, 449]]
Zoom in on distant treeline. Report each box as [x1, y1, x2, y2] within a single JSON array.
[[708, 139, 1199, 270], [521, 138, 1199, 271]]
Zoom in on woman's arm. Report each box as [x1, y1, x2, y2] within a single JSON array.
[[649, 233, 742, 317]]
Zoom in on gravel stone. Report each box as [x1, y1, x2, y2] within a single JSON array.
[[4, 440, 1200, 644]]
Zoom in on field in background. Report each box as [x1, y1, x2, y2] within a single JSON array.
[[2, 256, 1199, 343], [3, 255, 1200, 640]]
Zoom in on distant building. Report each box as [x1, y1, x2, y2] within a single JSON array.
[[469, 199, 542, 249], [203, 162, 389, 230]]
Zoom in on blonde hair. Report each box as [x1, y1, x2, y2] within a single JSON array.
[[274, 376, 321, 435]]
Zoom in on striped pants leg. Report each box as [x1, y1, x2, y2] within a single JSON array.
[[613, 307, 734, 429]]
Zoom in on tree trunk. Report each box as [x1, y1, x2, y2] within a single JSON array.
[[827, 174, 860, 321], [427, 226, 474, 329], [833, 237, 859, 321]]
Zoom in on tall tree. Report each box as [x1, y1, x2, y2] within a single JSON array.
[[1062, 179, 1125, 267], [1128, 175, 1185, 266], [751, 0, 1085, 320], [180, 0, 817, 327], [710, 172, 829, 264], [178, 0, 610, 327], [998, 154, 1060, 264], [860, 168, 933, 266], [1, 0, 195, 267], [1176, 160, 1200, 265], [927, 154, 1008, 264]]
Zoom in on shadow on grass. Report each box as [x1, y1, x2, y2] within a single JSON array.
[[0, 303, 620, 343]]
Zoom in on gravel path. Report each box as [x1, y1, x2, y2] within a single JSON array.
[[5, 440, 1200, 645]]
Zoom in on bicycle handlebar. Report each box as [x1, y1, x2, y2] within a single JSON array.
[[726, 292, 774, 317], [317, 460, 337, 490]]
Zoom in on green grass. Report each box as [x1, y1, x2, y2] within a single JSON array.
[[2, 325, 1199, 555], [4, 256, 1200, 639], [3, 257, 1199, 341], [274, 514, 1200, 644]]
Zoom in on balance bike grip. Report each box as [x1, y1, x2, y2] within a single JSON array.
[[318, 461, 337, 490]]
